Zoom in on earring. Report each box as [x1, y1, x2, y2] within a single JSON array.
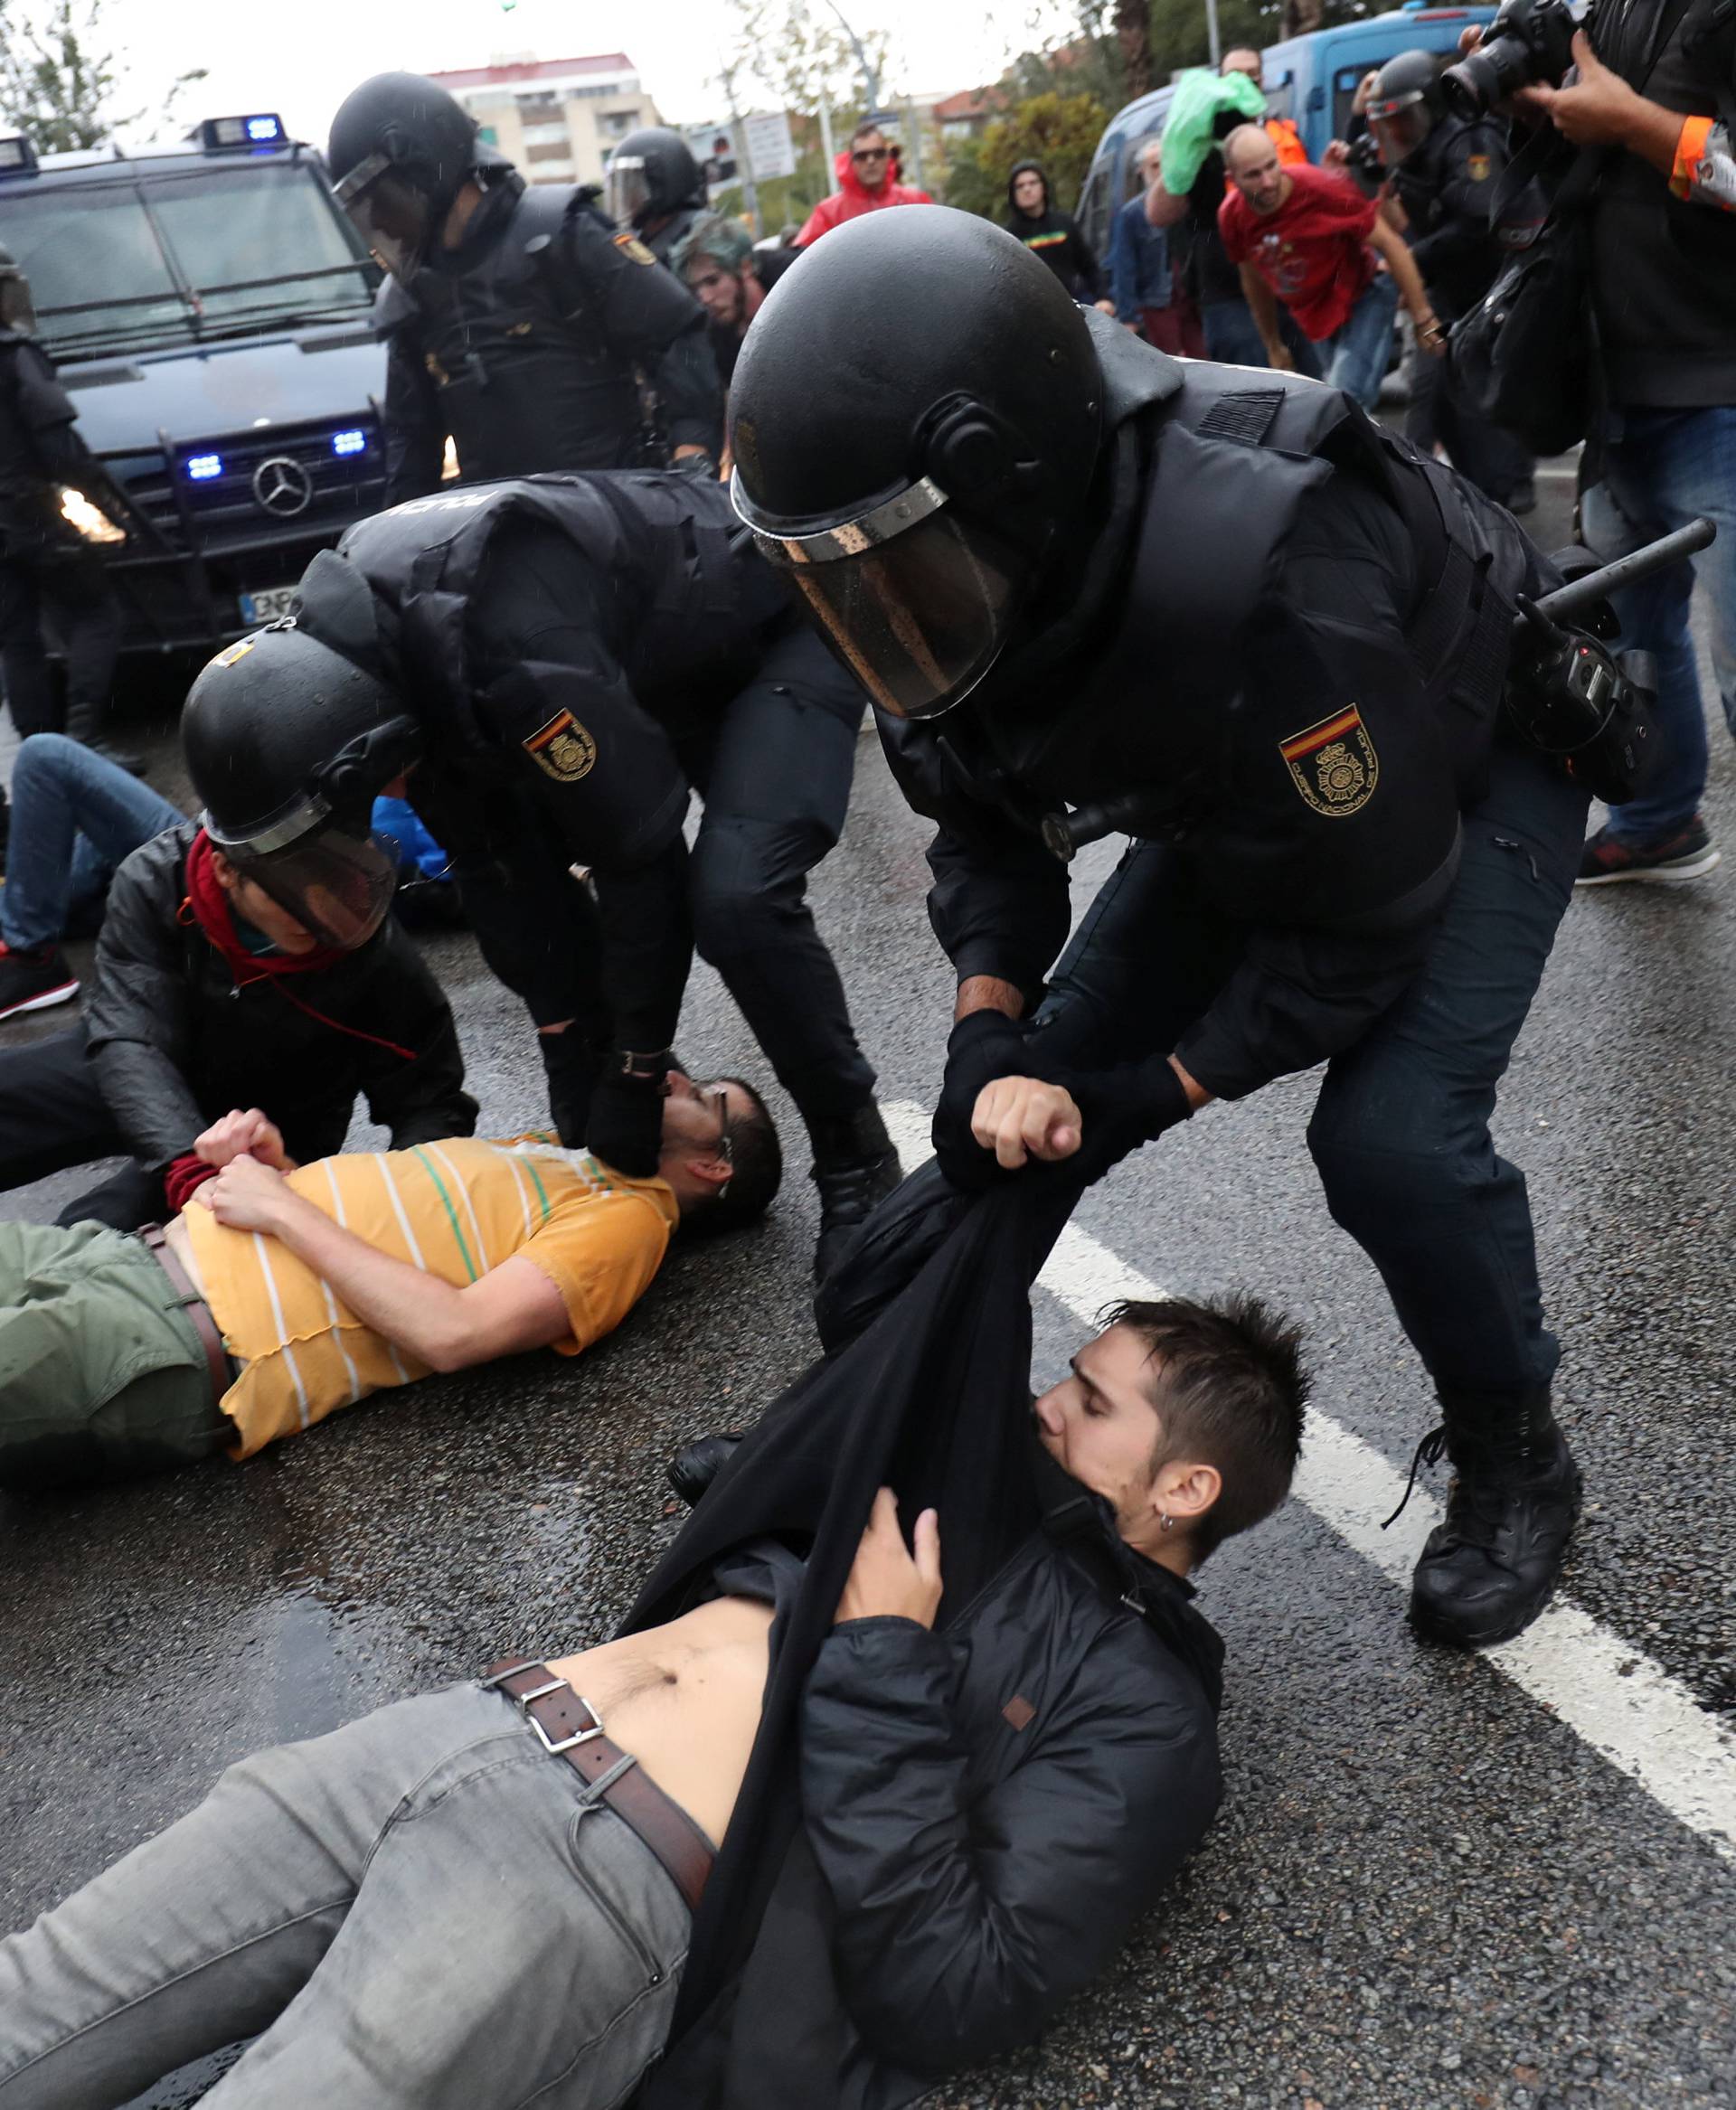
[[1159, 1512, 1175, 1532]]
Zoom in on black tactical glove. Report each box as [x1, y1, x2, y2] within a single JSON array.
[[539, 1031, 603, 1150], [586, 1049, 674, 1178], [932, 1008, 1046, 1190], [1046, 1053, 1194, 1186]]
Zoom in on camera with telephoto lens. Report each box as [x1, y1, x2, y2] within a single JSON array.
[[1439, 0, 1578, 118]]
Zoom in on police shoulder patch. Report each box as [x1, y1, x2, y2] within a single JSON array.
[[1467, 152, 1492, 182], [613, 232, 657, 267], [1278, 705, 1379, 817], [524, 709, 599, 784]]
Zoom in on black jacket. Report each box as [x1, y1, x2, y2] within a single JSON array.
[[1004, 164, 1108, 301], [378, 170, 720, 504], [0, 330, 99, 549], [1396, 115, 1532, 321], [627, 1174, 1224, 2109], [881, 325, 1546, 1102], [1588, 0, 1736, 407], [82, 824, 476, 1173]]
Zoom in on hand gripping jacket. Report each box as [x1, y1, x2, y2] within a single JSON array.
[[375, 178, 701, 483]]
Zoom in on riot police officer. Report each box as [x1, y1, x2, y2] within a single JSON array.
[[1366, 50, 1539, 511], [0, 248, 134, 768], [729, 207, 1599, 1651], [328, 75, 722, 507], [178, 468, 900, 1280], [605, 127, 709, 267]]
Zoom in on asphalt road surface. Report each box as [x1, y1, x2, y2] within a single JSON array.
[[3, 461, 1733, 2110]]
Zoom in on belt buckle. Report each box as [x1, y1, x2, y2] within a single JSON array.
[[514, 1675, 608, 1757]]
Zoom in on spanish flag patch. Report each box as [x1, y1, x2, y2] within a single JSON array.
[[1278, 704, 1380, 817]]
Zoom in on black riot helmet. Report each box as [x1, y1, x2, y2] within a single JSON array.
[[181, 553, 421, 950], [605, 127, 703, 231], [327, 71, 482, 280], [1366, 51, 1446, 165], [0, 245, 36, 334], [728, 207, 1103, 721]]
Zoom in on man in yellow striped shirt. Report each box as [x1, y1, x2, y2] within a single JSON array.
[[0, 1072, 778, 1487]]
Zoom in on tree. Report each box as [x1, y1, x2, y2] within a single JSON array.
[[939, 89, 1111, 219], [1115, 0, 1155, 99], [0, 0, 205, 152]]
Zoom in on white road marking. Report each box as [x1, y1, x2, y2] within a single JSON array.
[[882, 1101, 1736, 1863]]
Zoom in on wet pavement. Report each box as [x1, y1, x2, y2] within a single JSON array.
[[3, 460, 1733, 2110]]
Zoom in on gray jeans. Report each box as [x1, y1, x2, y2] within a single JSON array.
[[0, 1684, 690, 2109]]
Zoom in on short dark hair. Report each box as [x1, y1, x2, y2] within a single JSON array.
[[850, 118, 888, 146], [1103, 1295, 1308, 1562], [686, 1078, 782, 1237]]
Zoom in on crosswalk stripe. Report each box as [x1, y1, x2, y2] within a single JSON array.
[[882, 1101, 1736, 1863]]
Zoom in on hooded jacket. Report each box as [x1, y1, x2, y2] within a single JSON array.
[[1003, 161, 1108, 301], [82, 824, 476, 1174], [794, 150, 932, 246]]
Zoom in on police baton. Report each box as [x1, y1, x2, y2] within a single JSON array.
[[1520, 516, 1715, 636]]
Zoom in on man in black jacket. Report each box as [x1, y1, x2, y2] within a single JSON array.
[[0, 1291, 1304, 2107], [0, 819, 476, 1229], [327, 75, 722, 507], [727, 207, 1599, 1653], [176, 470, 899, 1281]]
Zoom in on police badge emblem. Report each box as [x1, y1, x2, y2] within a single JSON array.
[[613, 232, 658, 267], [1467, 152, 1492, 181], [524, 709, 599, 783], [1279, 705, 1380, 816]]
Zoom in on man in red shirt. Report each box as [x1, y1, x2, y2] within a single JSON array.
[[1217, 124, 1442, 409], [795, 120, 932, 246]]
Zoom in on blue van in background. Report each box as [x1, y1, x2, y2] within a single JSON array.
[[1076, 0, 1499, 254]]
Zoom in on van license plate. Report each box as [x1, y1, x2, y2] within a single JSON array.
[[238, 585, 298, 624]]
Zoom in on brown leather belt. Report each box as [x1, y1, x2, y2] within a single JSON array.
[[483, 1657, 714, 1916], [138, 1223, 235, 1407]]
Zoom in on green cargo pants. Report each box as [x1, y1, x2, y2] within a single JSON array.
[[0, 1221, 231, 1490]]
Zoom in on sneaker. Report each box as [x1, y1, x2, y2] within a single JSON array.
[[1577, 817, 1722, 886], [0, 942, 79, 1022]]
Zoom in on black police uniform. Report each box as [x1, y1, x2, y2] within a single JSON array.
[[1392, 115, 1537, 504], [377, 170, 722, 505], [876, 320, 1588, 1625], [316, 468, 880, 1167], [0, 326, 122, 742]]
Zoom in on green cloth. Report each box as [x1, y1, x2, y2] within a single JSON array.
[[1160, 69, 1271, 194], [0, 1221, 229, 1490]]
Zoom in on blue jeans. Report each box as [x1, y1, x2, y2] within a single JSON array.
[[1581, 404, 1736, 844], [1321, 271, 1400, 411], [1201, 296, 1322, 380], [0, 734, 182, 953]]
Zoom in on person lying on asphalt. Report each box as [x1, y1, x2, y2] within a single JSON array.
[[0, 813, 476, 1232], [0, 1071, 778, 1490], [0, 1294, 1306, 2110]]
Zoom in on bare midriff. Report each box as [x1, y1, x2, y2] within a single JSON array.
[[545, 1595, 776, 1849]]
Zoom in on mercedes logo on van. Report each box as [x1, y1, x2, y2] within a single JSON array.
[[251, 456, 313, 518]]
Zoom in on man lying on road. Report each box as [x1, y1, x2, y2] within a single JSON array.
[[0, 1071, 778, 1489], [0, 1295, 1306, 2108]]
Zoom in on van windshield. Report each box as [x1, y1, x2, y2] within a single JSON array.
[[0, 161, 373, 356]]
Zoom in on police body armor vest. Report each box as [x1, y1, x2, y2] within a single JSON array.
[[938, 327, 1543, 930], [331, 470, 776, 751], [388, 185, 644, 482]]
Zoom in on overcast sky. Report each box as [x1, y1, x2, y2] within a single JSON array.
[[108, 0, 1059, 153]]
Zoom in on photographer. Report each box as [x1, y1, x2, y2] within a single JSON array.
[[1459, 3, 1735, 882]]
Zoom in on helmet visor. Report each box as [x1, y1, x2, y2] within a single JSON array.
[[334, 155, 435, 279], [1367, 94, 1432, 164], [606, 154, 654, 231], [228, 826, 399, 952], [733, 473, 1021, 721]]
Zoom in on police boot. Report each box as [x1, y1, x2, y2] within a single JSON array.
[[540, 1031, 606, 1150], [809, 1102, 902, 1287], [666, 1430, 744, 1507], [1406, 1389, 1581, 1649], [61, 694, 146, 777]]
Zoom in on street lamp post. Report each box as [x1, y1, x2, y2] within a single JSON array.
[[819, 0, 884, 118]]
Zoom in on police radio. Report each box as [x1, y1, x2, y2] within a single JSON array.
[[1505, 517, 1715, 805]]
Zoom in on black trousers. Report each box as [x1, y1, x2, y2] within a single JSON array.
[[414, 630, 875, 1130], [0, 548, 122, 739], [1029, 740, 1590, 1405], [0, 1027, 162, 1229]]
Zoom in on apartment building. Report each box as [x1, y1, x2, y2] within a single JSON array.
[[429, 52, 662, 188]]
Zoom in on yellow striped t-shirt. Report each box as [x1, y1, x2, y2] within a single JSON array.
[[182, 1135, 678, 1459]]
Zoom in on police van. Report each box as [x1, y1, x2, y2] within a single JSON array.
[[0, 113, 392, 658], [1077, 0, 1500, 254]]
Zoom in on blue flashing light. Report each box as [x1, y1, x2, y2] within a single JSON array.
[[246, 115, 283, 142], [330, 429, 366, 457], [186, 453, 223, 481]]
